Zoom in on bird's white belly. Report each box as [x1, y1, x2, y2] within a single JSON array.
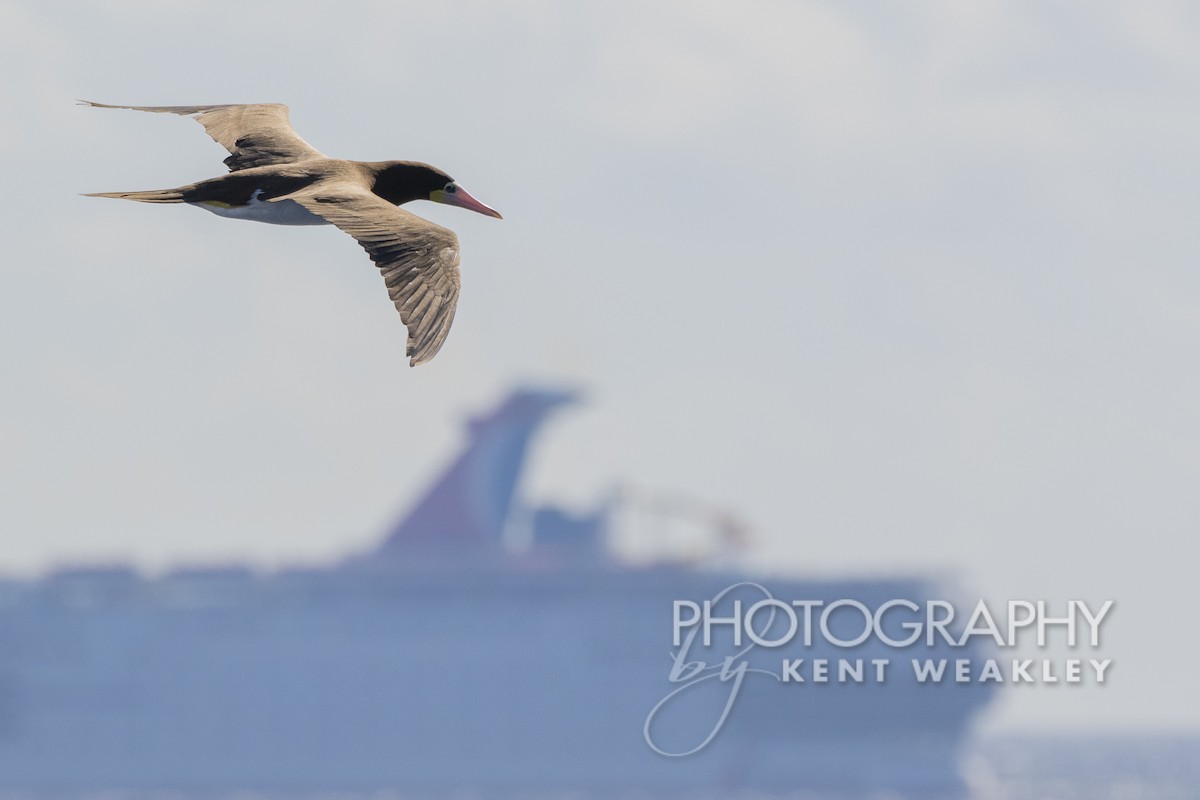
[[193, 194, 329, 226]]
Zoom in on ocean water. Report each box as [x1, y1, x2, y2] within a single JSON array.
[[1, 736, 1196, 800], [963, 735, 1200, 800]]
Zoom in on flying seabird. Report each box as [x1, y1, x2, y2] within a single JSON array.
[[81, 101, 502, 366]]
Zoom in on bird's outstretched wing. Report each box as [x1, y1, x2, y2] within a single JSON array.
[[282, 184, 463, 366], [80, 100, 325, 171]]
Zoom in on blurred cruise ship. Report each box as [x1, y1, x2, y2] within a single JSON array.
[[0, 388, 993, 797]]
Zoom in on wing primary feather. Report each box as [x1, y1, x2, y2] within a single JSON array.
[[81, 100, 325, 172], [278, 183, 464, 366]]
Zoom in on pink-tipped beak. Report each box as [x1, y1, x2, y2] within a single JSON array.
[[439, 185, 503, 219]]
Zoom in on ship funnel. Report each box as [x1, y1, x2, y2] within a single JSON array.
[[365, 387, 581, 564]]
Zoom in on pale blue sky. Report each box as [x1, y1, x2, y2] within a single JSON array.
[[3, 1, 1199, 732]]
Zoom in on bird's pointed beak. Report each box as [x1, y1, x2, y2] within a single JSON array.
[[431, 185, 503, 219]]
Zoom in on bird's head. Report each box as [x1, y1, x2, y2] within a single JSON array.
[[374, 161, 502, 219]]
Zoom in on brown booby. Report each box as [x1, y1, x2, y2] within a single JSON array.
[[81, 101, 502, 366]]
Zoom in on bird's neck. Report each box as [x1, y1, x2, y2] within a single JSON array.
[[370, 162, 432, 206]]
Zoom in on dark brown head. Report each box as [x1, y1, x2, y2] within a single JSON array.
[[371, 161, 502, 218]]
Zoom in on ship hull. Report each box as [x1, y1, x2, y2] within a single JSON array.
[[0, 569, 989, 796]]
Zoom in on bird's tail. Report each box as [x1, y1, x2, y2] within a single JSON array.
[[82, 188, 186, 204]]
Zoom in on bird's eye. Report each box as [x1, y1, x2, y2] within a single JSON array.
[[445, 183, 457, 194]]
